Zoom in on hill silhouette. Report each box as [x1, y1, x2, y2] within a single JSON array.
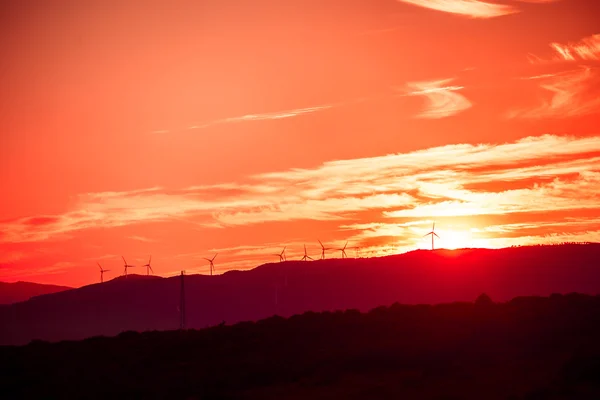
[[0, 244, 599, 346], [2, 293, 600, 399], [109, 273, 164, 282], [0, 281, 72, 305]]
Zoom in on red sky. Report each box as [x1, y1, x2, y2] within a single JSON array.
[[1, 0, 599, 287]]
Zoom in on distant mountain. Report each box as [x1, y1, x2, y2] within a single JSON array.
[[0, 281, 72, 305], [1, 244, 599, 346], [109, 274, 164, 282]]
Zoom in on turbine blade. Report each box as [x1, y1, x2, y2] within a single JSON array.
[[212, 253, 218, 261], [122, 256, 126, 264], [434, 233, 440, 238]]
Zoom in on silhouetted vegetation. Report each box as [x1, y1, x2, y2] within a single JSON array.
[[3, 293, 600, 399]]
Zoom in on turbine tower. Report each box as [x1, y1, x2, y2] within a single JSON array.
[[121, 256, 135, 278], [273, 246, 286, 262], [318, 240, 332, 260], [300, 244, 314, 261], [423, 222, 440, 250], [142, 256, 154, 276], [97, 262, 110, 283], [203, 253, 218, 276], [338, 241, 348, 258]]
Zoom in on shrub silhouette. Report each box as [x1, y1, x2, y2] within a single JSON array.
[[475, 293, 494, 306], [2, 293, 600, 400]]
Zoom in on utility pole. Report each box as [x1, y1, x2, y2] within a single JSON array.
[[180, 271, 186, 330]]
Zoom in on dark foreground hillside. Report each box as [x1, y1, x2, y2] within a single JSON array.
[[3, 293, 600, 400]]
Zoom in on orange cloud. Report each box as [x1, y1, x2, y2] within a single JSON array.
[[187, 104, 337, 130], [528, 33, 600, 64], [397, 0, 518, 18], [509, 67, 600, 118], [405, 78, 472, 119], [2, 135, 599, 247], [550, 34, 600, 62]]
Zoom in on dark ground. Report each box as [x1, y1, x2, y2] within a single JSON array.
[[2, 292, 600, 399]]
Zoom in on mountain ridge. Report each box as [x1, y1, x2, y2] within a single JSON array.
[[0, 281, 73, 305], [1, 244, 599, 346]]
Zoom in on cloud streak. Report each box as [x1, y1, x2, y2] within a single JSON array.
[[528, 33, 600, 64], [405, 78, 472, 119], [188, 104, 336, 130], [509, 67, 600, 118], [2, 134, 599, 247], [396, 0, 518, 18], [550, 34, 600, 62]]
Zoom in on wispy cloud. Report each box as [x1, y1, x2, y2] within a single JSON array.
[[127, 235, 156, 243], [404, 78, 472, 119], [550, 34, 600, 62], [528, 33, 600, 64], [188, 104, 336, 130], [396, 0, 518, 18], [2, 135, 600, 249], [508, 67, 600, 118]]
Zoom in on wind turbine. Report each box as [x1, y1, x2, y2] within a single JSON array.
[[423, 222, 440, 250], [318, 240, 332, 260], [300, 244, 314, 261], [337, 241, 348, 258], [203, 253, 218, 276], [97, 262, 110, 283], [273, 246, 286, 262], [122, 256, 135, 278], [142, 256, 154, 276]]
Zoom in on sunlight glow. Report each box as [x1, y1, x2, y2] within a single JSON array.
[[417, 228, 493, 250]]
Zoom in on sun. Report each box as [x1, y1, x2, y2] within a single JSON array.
[[440, 229, 473, 250], [419, 227, 493, 250]]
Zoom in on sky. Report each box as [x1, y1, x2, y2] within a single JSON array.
[[1, 0, 599, 287]]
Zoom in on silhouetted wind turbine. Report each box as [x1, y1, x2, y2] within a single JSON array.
[[337, 241, 349, 258], [318, 240, 332, 260], [273, 246, 286, 262], [423, 222, 440, 250], [300, 244, 314, 261], [121, 256, 135, 278], [142, 256, 154, 276], [97, 262, 110, 283], [203, 253, 217, 276]]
